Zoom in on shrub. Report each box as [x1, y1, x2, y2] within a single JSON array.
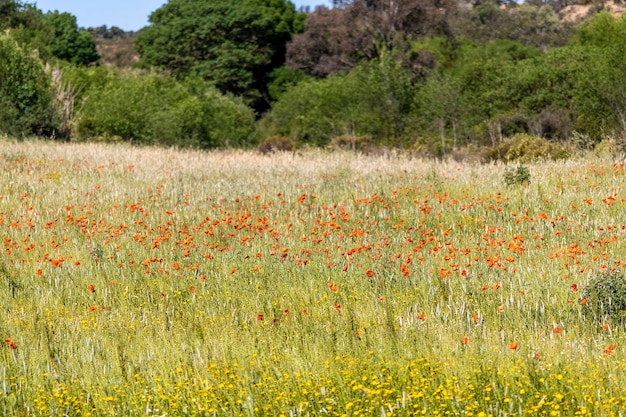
[[0, 35, 56, 137], [75, 73, 255, 148], [485, 133, 571, 163], [503, 165, 531, 186], [582, 270, 626, 325], [257, 135, 296, 154], [260, 56, 415, 146]]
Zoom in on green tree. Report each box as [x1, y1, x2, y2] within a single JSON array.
[[0, 0, 40, 31], [415, 72, 466, 154], [440, 40, 541, 144], [42, 11, 99, 65], [261, 55, 415, 145], [0, 0, 54, 59], [135, 0, 303, 111], [0, 2, 99, 65], [0, 34, 55, 137]]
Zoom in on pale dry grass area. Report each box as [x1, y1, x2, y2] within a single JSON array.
[[0, 138, 511, 184]]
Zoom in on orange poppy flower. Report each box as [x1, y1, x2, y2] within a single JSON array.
[[334, 303, 341, 311], [497, 305, 504, 313], [461, 336, 469, 345], [509, 341, 519, 350], [87, 284, 95, 293], [256, 314, 264, 321], [328, 282, 338, 292], [604, 344, 617, 357], [366, 269, 374, 278], [417, 313, 425, 321]]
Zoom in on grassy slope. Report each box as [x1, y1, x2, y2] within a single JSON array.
[[0, 139, 624, 416]]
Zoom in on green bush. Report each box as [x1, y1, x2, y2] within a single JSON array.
[[75, 72, 255, 148], [503, 165, 531, 186], [485, 134, 571, 163], [260, 56, 415, 146], [582, 270, 626, 325], [0, 35, 56, 137]]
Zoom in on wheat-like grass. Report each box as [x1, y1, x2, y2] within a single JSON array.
[[0, 138, 624, 416]]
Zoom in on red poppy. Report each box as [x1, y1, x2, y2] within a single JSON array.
[[333, 303, 341, 311], [87, 284, 95, 293], [328, 282, 338, 292], [604, 344, 617, 357], [366, 269, 374, 278]]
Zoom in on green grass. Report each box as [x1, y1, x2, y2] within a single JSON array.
[[0, 139, 625, 416]]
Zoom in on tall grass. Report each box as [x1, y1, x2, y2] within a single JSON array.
[[0, 138, 625, 416]]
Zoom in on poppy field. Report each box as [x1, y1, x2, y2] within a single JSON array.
[[2, 140, 626, 416]]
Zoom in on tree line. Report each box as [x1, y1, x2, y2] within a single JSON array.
[[1, 0, 626, 157]]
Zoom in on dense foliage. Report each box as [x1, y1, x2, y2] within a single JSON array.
[[6, 0, 626, 154], [73, 71, 255, 147], [135, 0, 304, 111], [0, 35, 55, 137]]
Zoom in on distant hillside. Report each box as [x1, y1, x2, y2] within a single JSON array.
[[87, 26, 139, 68], [559, 0, 625, 22]]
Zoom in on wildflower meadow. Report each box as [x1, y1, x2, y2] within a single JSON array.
[[1, 139, 626, 416]]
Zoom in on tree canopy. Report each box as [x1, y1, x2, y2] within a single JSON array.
[[0, 1, 99, 65], [135, 0, 304, 112], [43, 11, 99, 65]]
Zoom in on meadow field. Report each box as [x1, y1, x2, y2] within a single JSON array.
[[1, 139, 626, 416]]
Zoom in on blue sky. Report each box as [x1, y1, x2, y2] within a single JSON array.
[[33, 0, 328, 31]]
